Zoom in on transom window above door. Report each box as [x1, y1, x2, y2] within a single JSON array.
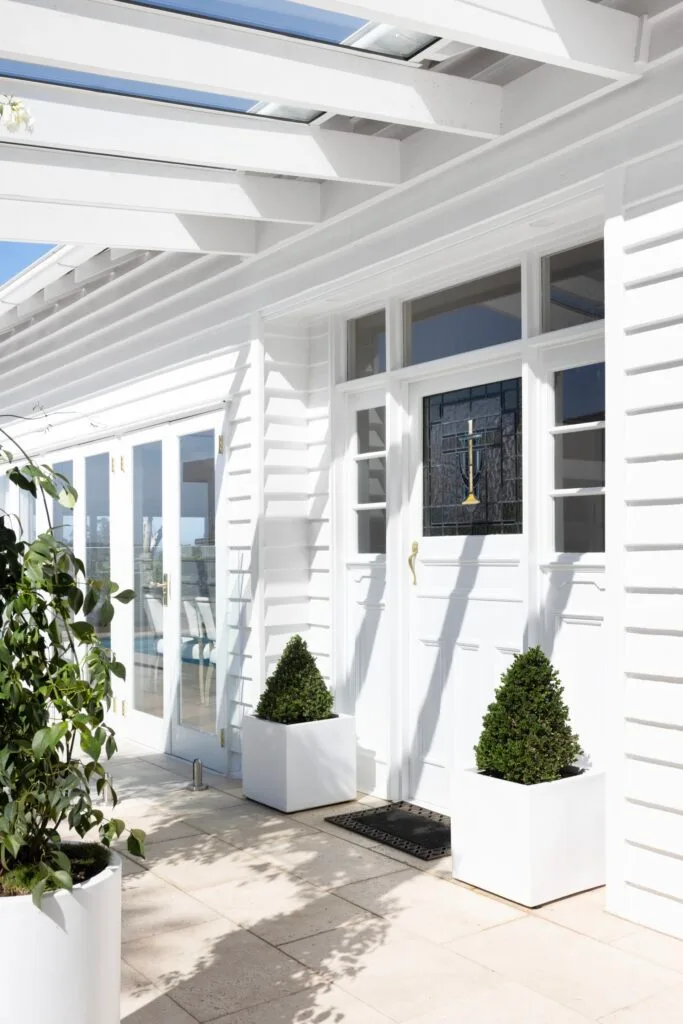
[[405, 268, 522, 367], [423, 378, 522, 537], [542, 240, 605, 333]]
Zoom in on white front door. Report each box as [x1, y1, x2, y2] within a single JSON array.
[[405, 362, 524, 812], [122, 413, 227, 771]]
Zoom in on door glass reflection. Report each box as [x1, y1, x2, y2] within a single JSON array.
[[179, 431, 216, 733], [133, 442, 164, 718], [85, 453, 110, 642], [52, 460, 74, 545]]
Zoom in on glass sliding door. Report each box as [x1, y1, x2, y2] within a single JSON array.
[[132, 441, 164, 720], [178, 430, 216, 735], [171, 421, 225, 770], [120, 413, 226, 769]]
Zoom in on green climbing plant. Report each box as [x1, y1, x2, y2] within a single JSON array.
[[0, 435, 144, 904]]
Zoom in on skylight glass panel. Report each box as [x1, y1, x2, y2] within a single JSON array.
[[0, 60, 320, 121], [0, 243, 55, 288], [119, 1, 438, 59]]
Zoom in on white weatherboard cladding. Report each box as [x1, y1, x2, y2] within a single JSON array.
[[606, 144, 683, 938], [3, 48, 683, 939]]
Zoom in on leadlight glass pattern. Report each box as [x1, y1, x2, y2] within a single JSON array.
[[423, 379, 522, 537]]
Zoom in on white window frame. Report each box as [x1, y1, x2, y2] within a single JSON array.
[[345, 389, 388, 563]]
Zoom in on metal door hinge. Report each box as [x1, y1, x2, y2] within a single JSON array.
[[120, 455, 125, 472], [111, 456, 116, 473], [220, 728, 226, 748], [218, 434, 225, 455], [121, 699, 127, 718]]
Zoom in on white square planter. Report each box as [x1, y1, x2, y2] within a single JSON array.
[[452, 768, 605, 907], [242, 713, 357, 813]]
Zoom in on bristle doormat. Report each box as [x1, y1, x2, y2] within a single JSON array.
[[325, 801, 451, 861]]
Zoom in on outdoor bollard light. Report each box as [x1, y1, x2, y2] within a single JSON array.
[[187, 758, 208, 792]]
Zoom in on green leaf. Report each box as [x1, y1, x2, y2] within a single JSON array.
[[98, 600, 115, 628], [31, 728, 51, 759], [114, 589, 136, 605], [83, 587, 98, 617], [32, 877, 49, 909], [53, 850, 72, 873], [127, 829, 146, 859], [3, 834, 22, 858], [72, 621, 95, 643], [52, 870, 73, 891], [110, 661, 126, 680]]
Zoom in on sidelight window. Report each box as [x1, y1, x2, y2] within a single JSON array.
[[552, 362, 605, 553], [353, 406, 386, 554]]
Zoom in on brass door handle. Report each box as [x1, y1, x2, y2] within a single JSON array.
[[408, 542, 419, 586]]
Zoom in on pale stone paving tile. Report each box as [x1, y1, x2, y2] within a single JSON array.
[[192, 870, 378, 946], [335, 867, 524, 944], [368, 844, 455, 879], [406, 980, 596, 1023], [120, 961, 197, 1023], [611, 925, 683, 973], [135, 831, 285, 891], [448, 915, 682, 1020], [185, 802, 318, 854], [268, 830, 412, 889], [122, 869, 221, 942], [597, 982, 683, 1023], [598, 983, 683, 1024], [123, 917, 320, 1023], [202, 984, 395, 1023], [535, 888, 640, 945], [281, 924, 502, 1022]]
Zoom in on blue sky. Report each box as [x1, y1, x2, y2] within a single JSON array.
[[0, 243, 55, 287]]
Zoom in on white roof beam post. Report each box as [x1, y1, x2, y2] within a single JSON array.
[[285, 0, 644, 81], [0, 146, 323, 224], [0, 199, 261, 255], [2, 0, 502, 137], [1, 82, 401, 187]]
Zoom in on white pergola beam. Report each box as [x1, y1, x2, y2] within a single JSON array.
[[286, 0, 643, 80], [0, 146, 323, 224], [1, 0, 502, 137], [1, 81, 401, 187], [0, 199, 263, 255]]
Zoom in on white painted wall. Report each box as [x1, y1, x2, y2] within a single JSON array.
[[3, 48, 683, 936], [605, 144, 683, 938]]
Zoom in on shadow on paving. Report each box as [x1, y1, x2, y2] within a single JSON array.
[[115, 752, 405, 1024]]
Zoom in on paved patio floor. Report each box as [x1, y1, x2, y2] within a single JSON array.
[[110, 740, 683, 1024]]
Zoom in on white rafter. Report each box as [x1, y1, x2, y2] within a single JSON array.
[[0, 199, 270, 255], [0, 146, 323, 224], [1, 81, 401, 187], [1, 0, 503, 137], [285, 0, 644, 80]]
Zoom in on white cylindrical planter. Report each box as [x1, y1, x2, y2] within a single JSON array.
[[0, 850, 122, 1024]]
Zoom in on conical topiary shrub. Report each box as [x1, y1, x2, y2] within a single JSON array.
[[475, 646, 582, 785], [256, 634, 334, 725]]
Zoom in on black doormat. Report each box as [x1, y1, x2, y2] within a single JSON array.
[[325, 802, 451, 861]]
